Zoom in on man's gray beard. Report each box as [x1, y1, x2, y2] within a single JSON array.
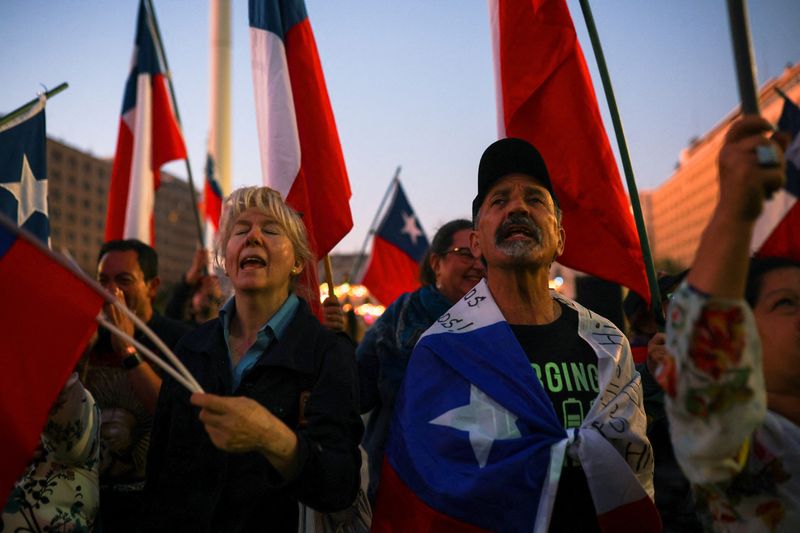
[[495, 223, 542, 257], [496, 239, 536, 257]]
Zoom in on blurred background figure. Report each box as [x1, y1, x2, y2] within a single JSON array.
[[165, 248, 225, 326], [2, 371, 101, 531], [357, 218, 485, 504]]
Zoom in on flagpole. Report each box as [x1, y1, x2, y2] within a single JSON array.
[[726, 0, 760, 115], [351, 166, 401, 282], [578, 0, 662, 319], [143, 0, 205, 248], [0, 82, 68, 129]]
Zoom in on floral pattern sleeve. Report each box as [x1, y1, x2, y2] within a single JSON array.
[[661, 283, 766, 485], [659, 283, 800, 531]]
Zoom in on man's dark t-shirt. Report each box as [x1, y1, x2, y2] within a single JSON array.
[[510, 301, 601, 532]]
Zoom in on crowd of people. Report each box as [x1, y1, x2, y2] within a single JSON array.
[[2, 112, 798, 532]]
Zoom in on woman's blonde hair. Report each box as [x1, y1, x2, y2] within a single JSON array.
[[216, 186, 314, 291]]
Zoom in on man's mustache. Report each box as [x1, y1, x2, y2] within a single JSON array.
[[495, 213, 542, 244]]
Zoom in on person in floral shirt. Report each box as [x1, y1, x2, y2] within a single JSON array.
[[659, 115, 800, 531], [2, 372, 101, 532]]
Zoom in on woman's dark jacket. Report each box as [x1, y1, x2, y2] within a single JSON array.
[[140, 298, 363, 533]]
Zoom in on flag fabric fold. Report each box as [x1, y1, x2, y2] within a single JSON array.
[[0, 216, 105, 506], [489, 0, 650, 302], [248, 0, 352, 259], [0, 97, 49, 244], [752, 95, 800, 260], [361, 181, 429, 306], [106, 0, 187, 245], [372, 280, 658, 532]]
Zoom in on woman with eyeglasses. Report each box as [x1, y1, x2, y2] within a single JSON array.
[[140, 187, 363, 533], [357, 218, 485, 504]]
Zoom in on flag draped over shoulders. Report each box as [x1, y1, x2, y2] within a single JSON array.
[[361, 182, 428, 306], [752, 95, 800, 260], [372, 280, 658, 532], [0, 218, 104, 506], [106, 0, 187, 245], [489, 0, 650, 302]]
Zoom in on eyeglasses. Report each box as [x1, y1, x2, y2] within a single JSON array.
[[443, 247, 479, 260]]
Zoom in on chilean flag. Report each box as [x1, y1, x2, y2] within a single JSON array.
[[490, 0, 650, 303], [201, 152, 223, 250], [752, 95, 800, 261], [249, 0, 353, 305], [105, 0, 187, 245], [360, 181, 428, 306], [0, 215, 104, 506]]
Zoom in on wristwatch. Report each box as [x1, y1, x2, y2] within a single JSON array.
[[121, 345, 143, 370]]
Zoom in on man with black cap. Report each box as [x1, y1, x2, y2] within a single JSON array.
[[373, 138, 658, 532], [465, 137, 657, 530]]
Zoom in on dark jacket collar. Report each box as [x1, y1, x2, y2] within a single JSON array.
[[181, 298, 322, 376]]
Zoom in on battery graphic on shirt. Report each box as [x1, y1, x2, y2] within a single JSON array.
[[562, 398, 584, 428]]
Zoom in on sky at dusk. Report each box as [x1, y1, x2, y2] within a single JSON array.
[[2, 0, 799, 254]]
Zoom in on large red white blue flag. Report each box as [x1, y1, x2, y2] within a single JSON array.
[[248, 0, 353, 260], [489, 0, 650, 303], [361, 181, 429, 306], [0, 215, 104, 506], [752, 95, 800, 260], [372, 280, 659, 532], [0, 96, 49, 244], [106, 0, 187, 245]]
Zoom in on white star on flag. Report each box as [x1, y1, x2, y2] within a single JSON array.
[[400, 211, 422, 245], [430, 384, 522, 468], [0, 154, 48, 227]]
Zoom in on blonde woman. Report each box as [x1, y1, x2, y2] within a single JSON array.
[[141, 187, 363, 532]]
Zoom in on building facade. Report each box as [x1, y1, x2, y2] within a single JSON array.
[[642, 64, 800, 269], [46, 138, 198, 287]]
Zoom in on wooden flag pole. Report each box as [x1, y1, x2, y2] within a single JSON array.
[[726, 0, 760, 115], [144, 0, 205, 249], [579, 0, 663, 319], [351, 167, 401, 282], [0, 82, 68, 129], [323, 255, 335, 299]]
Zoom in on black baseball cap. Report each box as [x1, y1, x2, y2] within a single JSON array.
[[472, 137, 559, 221]]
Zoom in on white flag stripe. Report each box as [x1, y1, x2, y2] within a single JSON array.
[[124, 74, 155, 241], [487, 0, 506, 138], [250, 27, 301, 198]]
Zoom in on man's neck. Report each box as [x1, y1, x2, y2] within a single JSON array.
[[487, 266, 559, 325]]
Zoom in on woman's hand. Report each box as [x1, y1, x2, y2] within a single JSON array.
[[191, 393, 300, 477]]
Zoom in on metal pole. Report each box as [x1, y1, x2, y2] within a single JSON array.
[[726, 0, 760, 115], [0, 83, 68, 128], [351, 166, 401, 282], [144, 0, 205, 248], [579, 0, 663, 319]]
